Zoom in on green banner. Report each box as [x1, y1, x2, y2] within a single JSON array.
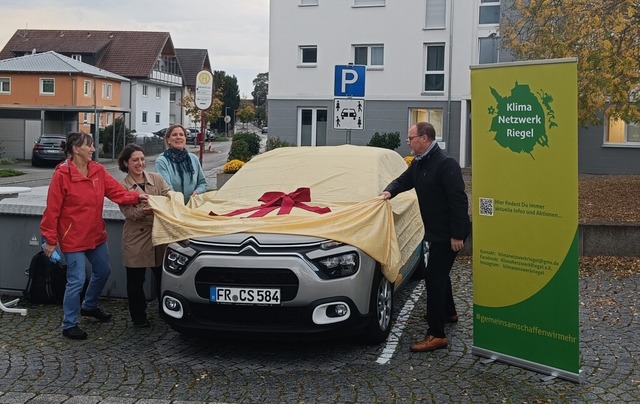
[[470, 59, 580, 382]]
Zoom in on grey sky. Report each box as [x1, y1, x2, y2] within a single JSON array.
[[0, 0, 269, 97]]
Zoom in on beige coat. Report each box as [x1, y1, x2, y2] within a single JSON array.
[[120, 172, 171, 268]]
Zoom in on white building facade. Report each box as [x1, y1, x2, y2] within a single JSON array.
[[268, 0, 501, 166]]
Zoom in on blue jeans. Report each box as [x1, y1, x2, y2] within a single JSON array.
[[61, 242, 111, 330]]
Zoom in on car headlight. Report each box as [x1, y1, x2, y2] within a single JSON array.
[[312, 252, 359, 278], [164, 249, 192, 275]]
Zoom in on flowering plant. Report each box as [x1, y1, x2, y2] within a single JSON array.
[[223, 159, 245, 174], [404, 156, 414, 166]]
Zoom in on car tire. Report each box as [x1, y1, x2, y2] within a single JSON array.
[[362, 267, 393, 344], [31, 157, 40, 167]]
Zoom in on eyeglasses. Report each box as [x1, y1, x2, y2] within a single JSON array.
[[406, 135, 422, 143]]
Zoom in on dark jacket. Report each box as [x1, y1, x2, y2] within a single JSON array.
[[384, 143, 470, 242]]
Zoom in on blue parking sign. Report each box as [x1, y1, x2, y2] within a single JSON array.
[[334, 65, 366, 97]]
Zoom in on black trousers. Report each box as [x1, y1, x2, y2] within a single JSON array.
[[126, 266, 161, 322], [424, 241, 459, 338]]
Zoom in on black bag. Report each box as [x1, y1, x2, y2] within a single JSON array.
[[24, 251, 67, 304]]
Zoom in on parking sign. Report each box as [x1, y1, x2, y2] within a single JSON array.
[[334, 65, 366, 97]]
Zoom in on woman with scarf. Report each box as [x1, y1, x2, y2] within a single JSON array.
[[155, 124, 207, 204]]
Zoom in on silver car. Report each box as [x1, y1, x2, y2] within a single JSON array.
[[159, 146, 424, 343]]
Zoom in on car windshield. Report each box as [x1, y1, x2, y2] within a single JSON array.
[[39, 137, 65, 146]]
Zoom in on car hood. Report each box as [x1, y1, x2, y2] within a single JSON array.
[[149, 145, 424, 283]]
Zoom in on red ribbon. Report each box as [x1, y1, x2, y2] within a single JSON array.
[[215, 187, 331, 218]]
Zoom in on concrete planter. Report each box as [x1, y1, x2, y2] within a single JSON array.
[[216, 172, 234, 189]]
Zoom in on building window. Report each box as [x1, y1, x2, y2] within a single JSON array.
[[156, 87, 161, 98], [83, 113, 88, 123], [354, 0, 385, 6], [142, 84, 148, 97], [354, 45, 384, 67], [479, 36, 500, 64], [102, 83, 112, 99], [40, 78, 55, 95], [83, 80, 91, 97], [410, 108, 444, 142], [298, 107, 328, 146], [606, 118, 640, 145], [170, 90, 176, 102], [142, 111, 148, 124], [155, 112, 161, 124], [0, 78, 10, 94], [424, 44, 445, 92], [479, 0, 500, 24], [425, 0, 446, 29], [71, 54, 82, 62], [300, 0, 318, 5], [299, 46, 318, 66]]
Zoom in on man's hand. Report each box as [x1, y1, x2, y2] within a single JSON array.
[[378, 191, 391, 200], [451, 238, 464, 252]]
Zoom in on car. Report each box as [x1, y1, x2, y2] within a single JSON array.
[[261, 126, 268, 134], [185, 128, 199, 145], [156, 145, 425, 343], [341, 108, 357, 120], [31, 135, 67, 167]]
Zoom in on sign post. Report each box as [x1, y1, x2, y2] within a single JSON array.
[[195, 70, 213, 165]]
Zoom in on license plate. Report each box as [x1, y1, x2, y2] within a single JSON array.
[[210, 286, 281, 305]]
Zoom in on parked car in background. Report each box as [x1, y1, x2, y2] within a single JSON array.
[[261, 126, 268, 134], [31, 135, 67, 167], [185, 128, 199, 145], [159, 146, 425, 343]]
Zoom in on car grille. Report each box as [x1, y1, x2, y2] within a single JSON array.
[[190, 303, 309, 326], [194, 267, 299, 301]]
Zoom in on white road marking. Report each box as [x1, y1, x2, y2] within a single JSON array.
[[376, 280, 425, 364]]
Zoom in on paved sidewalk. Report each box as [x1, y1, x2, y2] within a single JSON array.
[[0, 257, 638, 403]]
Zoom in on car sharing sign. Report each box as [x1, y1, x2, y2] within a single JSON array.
[[333, 98, 365, 130]]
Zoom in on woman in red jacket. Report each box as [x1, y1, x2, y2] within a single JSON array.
[[40, 132, 148, 340]]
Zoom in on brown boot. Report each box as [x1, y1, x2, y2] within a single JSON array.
[[410, 335, 448, 352]]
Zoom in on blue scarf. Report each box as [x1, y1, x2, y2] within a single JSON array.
[[163, 148, 194, 191]]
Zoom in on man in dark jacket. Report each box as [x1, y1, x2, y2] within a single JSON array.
[[379, 122, 470, 352]]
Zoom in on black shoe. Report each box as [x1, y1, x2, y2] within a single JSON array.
[[133, 318, 150, 328], [81, 307, 112, 322], [62, 326, 87, 340]]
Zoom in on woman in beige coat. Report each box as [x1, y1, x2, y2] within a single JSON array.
[[117, 144, 170, 327]]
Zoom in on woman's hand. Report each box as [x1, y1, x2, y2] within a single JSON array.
[[138, 193, 149, 203], [43, 243, 57, 258]]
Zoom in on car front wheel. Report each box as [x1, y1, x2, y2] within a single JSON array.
[[362, 268, 393, 344]]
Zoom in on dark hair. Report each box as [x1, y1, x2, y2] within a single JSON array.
[[415, 122, 436, 140], [164, 124, 187, 148], [117, 143, 145, 172], [65, 132, 93, 156]]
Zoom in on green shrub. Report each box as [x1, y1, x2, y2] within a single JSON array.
[[0, 157, 17, 165], [227, 139, 252, 162], [266, 136, 293, 151], [232, 131, 261, 156], [367, 131, 401, 150]]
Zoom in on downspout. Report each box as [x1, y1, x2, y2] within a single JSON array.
[[447, 0, 454, 150]]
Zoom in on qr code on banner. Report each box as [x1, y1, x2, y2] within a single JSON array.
[[479, 197, 494, 216]]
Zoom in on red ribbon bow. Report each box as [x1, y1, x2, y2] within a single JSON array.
[[219, 187, 331, 218]]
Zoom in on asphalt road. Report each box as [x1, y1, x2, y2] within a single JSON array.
[[0, 133, 234, 189]]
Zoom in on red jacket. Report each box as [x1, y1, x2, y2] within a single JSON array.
[[40, 159, 140, 253]]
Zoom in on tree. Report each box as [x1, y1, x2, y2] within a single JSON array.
[[236, 104, 256, 128], [213, 71, 241, 131], [252, 72, 268, 126], [501, 0, 640, 127]]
